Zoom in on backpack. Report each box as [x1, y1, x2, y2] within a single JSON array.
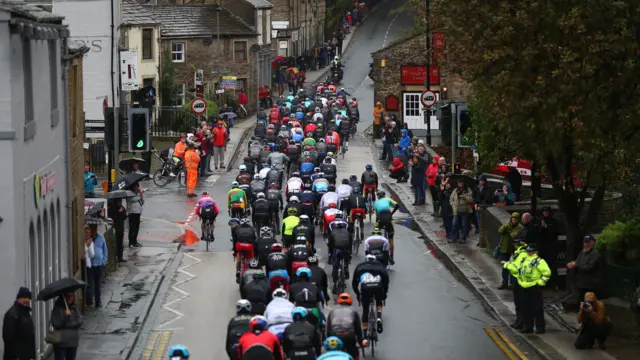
[[249, 144, 262, 159]]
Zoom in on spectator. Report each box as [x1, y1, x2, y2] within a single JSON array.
[[474, 174, 493, 233], [539, 206, 559, 287], [494, 183, 516, 205], [288, 71, 297, 93], [297, 70, 306, 90], [437, 156, 449, 176], [632, 286, 640, 326], [83, 164, 98, 198], [212, 121, 228, 169], [126, 183, 144, 248], [389, 157, 407, 182], [519, 213, 541, 245], [50, 292, 82, 360], [505, 164, 523, 201], [397, 129, 412, 173], [402, 123, 413, 139], [352, 7, 359, 24], [237, 89, 248, 116], [426, 155, 440, 216], [409, 152, 428, 205], [439, 174, 454, 237], [567, 235, 604, 300], [199, 130, 212, 177], [379, 118, 393, 161], [86, 224, 107, 307], [2, 287, 35, 360], [575, 292, 612, 350], [372, 102, 384, 139], [108, 198, 127, 262], [449, 178, 473, 243], [497, 212, 524, 289], [320, 44, 328, 68]]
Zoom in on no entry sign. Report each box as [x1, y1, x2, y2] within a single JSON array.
[[191, 97, 207, 115], [420, 90, 437, 108]]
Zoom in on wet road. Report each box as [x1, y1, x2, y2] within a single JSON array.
[[129, 0, 540, 358]]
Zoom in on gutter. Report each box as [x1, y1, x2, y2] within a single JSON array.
[[61, 37, 74, 278]]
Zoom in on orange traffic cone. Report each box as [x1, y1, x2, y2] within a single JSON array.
[[182, 229, 200, 246]]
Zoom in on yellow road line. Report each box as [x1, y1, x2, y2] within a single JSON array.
[[484, 328, 517, 360], [142, 331, 160, 360], [153, 331, 172, 360], [495, 328, 529, 360]]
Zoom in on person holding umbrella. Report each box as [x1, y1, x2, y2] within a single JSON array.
[[126, 183, 144, 247], [49, 291, 83, 360], [2, 287, 35, 360], [106, 195, 129, 262], [86, 225, 107, 307]]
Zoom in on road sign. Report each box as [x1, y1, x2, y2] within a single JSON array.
[[420, 90, 437, 108], [190, 97, 207, 115]]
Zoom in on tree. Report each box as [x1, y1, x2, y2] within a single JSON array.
[[158, 49, 180, 107], [439, 0, 640, 296]]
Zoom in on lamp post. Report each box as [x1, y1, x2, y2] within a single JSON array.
[[425, 0, 432, 145]]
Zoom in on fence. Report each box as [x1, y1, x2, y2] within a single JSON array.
[[151, 106, 203, 137], [84, 141, 107, 177]]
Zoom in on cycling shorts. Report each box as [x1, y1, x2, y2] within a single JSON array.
[[268, 269, 290, 291], [200, 207, 217, 221], [291, 260, 308, 275], [376, 211, 393, 227], [231, 207, 245, 218], [235, 242, 254, 260], [361, 285, 385, 321], [349, 208, 365, 221], [363, 185, 377, 196]]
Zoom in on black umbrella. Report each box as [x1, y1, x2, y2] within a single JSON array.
[[103, 190, 136, 200], [451, 174, 476, 189], [37, 278, 86, 301], [113, 172, 147, 190], [84, 201, 104, 217], [119, 158, 146, 173]]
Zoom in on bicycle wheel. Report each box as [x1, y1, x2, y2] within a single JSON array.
[[152, 168, 170, 187], [369, 304, 377, 356], [178, 169, 186, 187], [205, 220, 210, 252], [353, 222, 360, 254]]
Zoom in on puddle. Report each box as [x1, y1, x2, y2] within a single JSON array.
[[394, 216, 439, 258]]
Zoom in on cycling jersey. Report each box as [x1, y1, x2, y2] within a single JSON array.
[[312, 179, 329, 193], [328, 219, 349, 232], [336, 184, 352, 201], [286, 178, 304, 194], [300, 161, 315, 174], [361, 170, 378, 186], [320, 192, 339, 210], [228, 188, 248, 209], [312, 113, 324, 122], [317, 350, 354, 359], [259, 167, 271, 179], [292, 132, 304, 143], [195, 196, 219, 216], [265, 297, 294, 333], [364, 236, 390, 252], [302, 138, 316, 147], [348, 181, 362, 194], [282, 216, 300, 236], [374, 197, 397, 214]]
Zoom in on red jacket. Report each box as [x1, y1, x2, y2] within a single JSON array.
[[259, 87, 266, 100], [212, 126, 227, 147], [269, 108, 280, 122], [238, 92, 248, 105], [304, 123, 317, 134], [238, 331, 284, 360], [390, 158, 404, 172], [426, 155, 440, 186]]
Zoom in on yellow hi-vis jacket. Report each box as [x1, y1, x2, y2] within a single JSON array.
[[516, 254, 551, 289]]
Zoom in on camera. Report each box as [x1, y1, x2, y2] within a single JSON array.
[[583, 300, 593, 310]]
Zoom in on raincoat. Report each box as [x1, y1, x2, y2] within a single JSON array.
[[184, 148, 200, 195]]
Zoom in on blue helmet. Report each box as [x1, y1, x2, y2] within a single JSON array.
[[324, 336, 344, 351], [228, 218, 240, 226], [168, 345, 190, 359], [365, 164, 373, 170], [291, 307, 308, 321], [296, 267, 312, 278]]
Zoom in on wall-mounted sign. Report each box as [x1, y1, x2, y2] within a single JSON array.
[[120, 50, 139, 91], [291, 30, 299, 42], [271, 21, 289, 30], [279, 40, 288, 49], [33, 171, 57, 208], [385, 95, 399, 111], [194, 69, 204, 86], [221, 75, 237, 89], [400, 65, 440, 85]]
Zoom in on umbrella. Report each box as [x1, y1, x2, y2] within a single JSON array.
[[103, 190, 136, 200], [37, 278, 86, 301], [286, 67, 299, 74], [219, 112, 238, 120], [119, 158, 146, 173], [451, 174, 477, 188], [113, 172, 147, 190], [84, 201, 104, 218], [274, 55, 286, 62]]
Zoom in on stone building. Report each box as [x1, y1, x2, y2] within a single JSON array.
[[269, 0, 326, 57], [371, 33, 468, 134]]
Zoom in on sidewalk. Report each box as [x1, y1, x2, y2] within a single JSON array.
[[369, 140, 639, 360]]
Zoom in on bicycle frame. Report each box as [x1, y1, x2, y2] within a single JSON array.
[[368, 299, 378, 356]]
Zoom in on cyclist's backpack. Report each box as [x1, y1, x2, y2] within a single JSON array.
[[249, 143, 262, 160], [316, 142, 327, 155], [267, 189, 280, 208], [266, 170, 280, 184], [253, 199, 269, 214], [256, 237, 276, 265]]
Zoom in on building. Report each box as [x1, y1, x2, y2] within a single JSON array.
[[67, 45, 89, 279], [53, 0, 121, 139], [0, 2, 73, 356], [371, 33, 468, 138], [269, 0, 325, 58]]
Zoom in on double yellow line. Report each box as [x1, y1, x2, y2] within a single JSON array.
[[484, 327, 528, 360], [142, 331, 172, 360]]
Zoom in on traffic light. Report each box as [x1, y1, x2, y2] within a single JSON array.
[[440, 103, 452, 146], [104, 107, 124, 151], [128, 108, 150, 152], [454, 163, 461, 174]]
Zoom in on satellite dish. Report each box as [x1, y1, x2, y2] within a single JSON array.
[[250, 44, 261, 53], [202, 38, 213, 47]]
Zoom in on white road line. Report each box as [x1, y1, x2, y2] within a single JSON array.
[[382, 14, 400, 49], [157, 252, 203, 330]]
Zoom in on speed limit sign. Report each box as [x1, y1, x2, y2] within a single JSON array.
[[420, 90, 437, 108], [190, 97, 207, 115]]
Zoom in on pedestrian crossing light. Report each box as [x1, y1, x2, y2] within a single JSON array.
[[128, 108, 150, 152]]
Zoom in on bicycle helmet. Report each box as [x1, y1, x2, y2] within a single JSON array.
[[307, 255, 318, 265], [248, 259, 260, 269], [235, 299, 252, 314], [365, 254, 377, 262], [231, 181, 240, 188], [291, 307, 308, 321], [327, 152, 334, 158], [324, 336, 344, 351], [253, 174, 261, 180], [328, 202, 337, 209], [201, 191, 209, 196], [318, 138, 325, 143], [295, 235, 308, 245], [365, 164, 373, 170], [289, 139, 296, 144], [240, 218, 250, 225], [249, 316, 268, 332], [260, 226, 272, 236], [271, 243, 283, 252], [228, 218, 240, 226], [292, 171, 300, 178], [239, 165, 247, 172], [257, 192, 266, 199], [168, 345, 190, 359], [337, 293, 353, 305], [272, 288, 288, 299], [313, 167, 321, 173], [372, 228, 383, 236], [299, 215, 309, 222], [349, 175, 357, 182], [328, 185, 336, 192], [287, 207, 298, 216], [296, 267, 312, 278], [334, 210, 344, 219], [377, 190, 386, 197], [289, 196, 300, 203], [341, 178, 349, 184]]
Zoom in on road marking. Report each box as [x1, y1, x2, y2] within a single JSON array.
[[382, 14, 400, 49], [157, 253, 203, 330], [484, 328, 527, 360], [203, 174, 221, 184], [142, 331, 161, 360], [153, 331, 172, 360]]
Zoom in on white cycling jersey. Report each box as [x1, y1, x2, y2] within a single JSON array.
[[313, 113, 324, 122], [320, 192, 339, 209], [286, 178, 303, 193], [336, 184, 353, 203], [265, 297, 295, 328], [259, 167, 271, 179], [364, 235, 390, 252]]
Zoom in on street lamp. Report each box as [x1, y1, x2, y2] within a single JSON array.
[[425, 0, 432, 145]]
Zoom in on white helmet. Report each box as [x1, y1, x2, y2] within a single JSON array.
[[239, 165, 247, 171], [257, 192, 266, 199], [253, 174, 261, 180], [334, 56, 339, 61], [365, 254, 377, 262], [272, 288, 288, 299], [289, 196, 300, 203], [236, 299, 252, 313]]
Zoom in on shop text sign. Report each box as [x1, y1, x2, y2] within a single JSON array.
[[400, 65, 440, 85], [34, 171, 58, 207]]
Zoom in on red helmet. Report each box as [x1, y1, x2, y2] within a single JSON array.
[[271, 243, 283, 252], [328, 202, 337, 209]]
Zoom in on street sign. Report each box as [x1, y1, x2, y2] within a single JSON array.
[[120, 50, 139, 91], [190, 97, 207, 115], [221, 76, 237, 89], [194, 69, 204, 86], [215, 89, 225, 94], [420, 90, 437, 108], [279, 40, 288, 49]]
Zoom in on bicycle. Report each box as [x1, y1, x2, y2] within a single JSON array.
[[340, 141, 348, 159], [333, 250, 347, 297], [202, 218, 215, 252], [352, 213, 363, 255], [365, 190, 374, 222], [151, 149, 186, 188], [366, 298, 379, 357]]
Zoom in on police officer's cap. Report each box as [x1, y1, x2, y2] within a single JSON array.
[[525, 243, 538, 252]]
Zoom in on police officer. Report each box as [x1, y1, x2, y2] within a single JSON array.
[[517, 243, 551, 334], [502, 237, 528, 330]]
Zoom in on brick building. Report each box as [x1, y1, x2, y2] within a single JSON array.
[[371, 33, 468, 136], [269, 0, 326, 57]]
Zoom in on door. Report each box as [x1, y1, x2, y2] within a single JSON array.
[[403, 92, 424, 129]]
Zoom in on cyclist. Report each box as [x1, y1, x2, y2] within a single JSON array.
[[311, 167, 325, 182], [361, 164, 379, 202], [290, 268, 325, 331], [326, 294, 366, 360], [168, 345, 190, 360], [265, 164, 283, 189], [266, 243, 290, 291], [374, 190, 400, 265], [347, 175, 362, 195], [281, 207, 300, 248], [265, 183, 284, 234], [327, 212, 352, 291], [258, 162, 272, 180], [299, 190, 317, 225], [316, 139, 328, 163], [265, 289, 294, 341], [195, 191, 220, 240], [255, 226, 277, 267], [320, 185, 339, 213], [226, 300, 252, 360], [242, 269, 271, 315], [305, 256, 329, 306], [352, 255, 389, 336], [293, 215, 315, 249], [287, 235, 314, 277], [338, 115, 351, 147], [364, 228, 391, 269], [236, 165, 252, 186], [249, 174, 266, 202], [240, 259, 265, 293], [286, 172, 304, 200], [237, 316, 284, 360], [233, 218, 257, 282], [283, 196, 302, 218], [347, 189, 366, 240], [283, 307, 322, 359], [312, 173, 330, 212], [299, 157, 315, 184], [321, 202, 340, 235], [320, 157, 337, 184], [336, 178, 353, 212], [228, 182, 249, 218], [251, 193, 270, 230], [267, 148, 289, 171]]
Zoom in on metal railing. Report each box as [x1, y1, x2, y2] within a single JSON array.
[[150, 106, 202, 137]]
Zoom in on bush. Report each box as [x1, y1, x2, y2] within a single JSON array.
[[596, 217, 640, 266], [182, 99, 219, 117]]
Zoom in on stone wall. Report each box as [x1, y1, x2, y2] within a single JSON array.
[[269, 0, 290, 22], [162, 37, 259, 113]]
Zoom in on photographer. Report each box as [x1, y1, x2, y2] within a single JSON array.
[[575, 292, 612, 350]]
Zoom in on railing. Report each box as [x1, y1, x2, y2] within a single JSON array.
[[605, 263, 640, 301], [84, 141, 107, 177], [151, 106, 202, 137]]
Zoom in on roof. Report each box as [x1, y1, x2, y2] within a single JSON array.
[[0, 1, 64, 23], [371, 33, 422, 57], [244, 0, 273, 9], [121, 1, 255, 38]]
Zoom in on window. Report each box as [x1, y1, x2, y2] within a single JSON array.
[[23, 39, 34, 124], [236, 78, 247, 91], [233, 41, 247, 61], [143, 78, 154, 89], [404, 93, 421, 117], [48, 40, 58, 113], [171, 42, 185, 62], [142, 29, 153, 60], [177, 83, 186, 106]]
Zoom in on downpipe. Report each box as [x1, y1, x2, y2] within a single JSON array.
[[61, 38, 74, 278]]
